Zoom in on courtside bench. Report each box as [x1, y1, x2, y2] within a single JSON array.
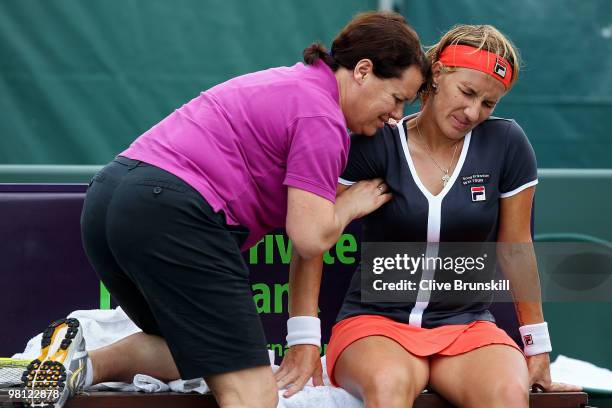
[[0, 389, 592, 407]]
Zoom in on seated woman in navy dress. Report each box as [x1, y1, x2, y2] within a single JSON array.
[[289, 24, 581, 408]]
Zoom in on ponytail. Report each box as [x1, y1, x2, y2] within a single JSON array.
[[302, 42, 337, 70]]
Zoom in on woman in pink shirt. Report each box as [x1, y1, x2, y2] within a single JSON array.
[[23, 11, 429, 408]]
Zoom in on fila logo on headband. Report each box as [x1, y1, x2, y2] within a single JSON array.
[[493, 58, 508, 79], [471, 186, 486, 202]]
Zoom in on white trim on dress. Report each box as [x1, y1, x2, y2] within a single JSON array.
[[396, 117, 472, 327], [337, 177, 356, 186], [500, 179, 538, 198]]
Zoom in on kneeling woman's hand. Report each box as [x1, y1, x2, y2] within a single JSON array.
[[275, 344, 324, 398], [337, 178, 393, 221]]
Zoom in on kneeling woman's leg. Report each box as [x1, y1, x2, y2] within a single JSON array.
[[83, 159, 275, 407], [333, 336, 429, 408], [429, 345, 529, 408]]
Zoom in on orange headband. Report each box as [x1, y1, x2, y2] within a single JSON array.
[[438, 44, 513, 89]]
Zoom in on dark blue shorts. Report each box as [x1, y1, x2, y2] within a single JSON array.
[[80, 156, 269, 379]]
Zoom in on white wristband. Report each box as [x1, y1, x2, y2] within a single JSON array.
[[519, 322, 552, 356], [286, 316, 321, 347]]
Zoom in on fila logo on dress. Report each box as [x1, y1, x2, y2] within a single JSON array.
[[471, 186, 486, 202]]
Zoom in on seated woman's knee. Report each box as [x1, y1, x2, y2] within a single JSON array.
[[496, 380, 529, 407], [362, 364, 422, 404], [469, 377, 528, 407]]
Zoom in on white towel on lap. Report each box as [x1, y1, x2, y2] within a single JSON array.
[[12, 307, 363, 407]]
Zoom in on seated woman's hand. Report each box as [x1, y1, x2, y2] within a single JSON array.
[[274, 344, 324, 398], [527, 353, 582, 392]]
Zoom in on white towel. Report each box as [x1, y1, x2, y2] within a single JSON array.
[[169, 377, 210, 394], [12, 307, 141, 361], [277, 386, 362, 408], [89, 374, 170, 393], [275, 356, 363, 408], [550, 355, 612, 392]]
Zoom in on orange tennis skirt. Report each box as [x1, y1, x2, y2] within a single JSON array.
[[325, 315, 523, 386]]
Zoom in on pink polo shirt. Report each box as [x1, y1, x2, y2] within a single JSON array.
[[120, 60, 349, 250]]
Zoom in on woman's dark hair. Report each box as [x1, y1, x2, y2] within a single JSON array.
[[303, 11, 429, 81]]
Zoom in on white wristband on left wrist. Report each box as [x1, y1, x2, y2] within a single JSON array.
[[286, 316, 321, 347], [519, 322, 552, 356]]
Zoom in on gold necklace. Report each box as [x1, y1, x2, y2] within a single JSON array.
[[415, 118, 460, 187]]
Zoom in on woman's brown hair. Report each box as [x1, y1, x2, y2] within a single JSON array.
[[303, 11, 429, 81]]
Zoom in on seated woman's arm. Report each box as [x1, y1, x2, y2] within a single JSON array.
[[497, 186, 543, 325], [497, 187, 580, 392], [276, 181, 390, 396], [274, 250, 325, 397]]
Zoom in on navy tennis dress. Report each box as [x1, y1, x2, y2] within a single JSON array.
[[336, 115, 538, 328]]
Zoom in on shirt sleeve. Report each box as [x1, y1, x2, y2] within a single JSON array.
[[284, 116, 349, 203], [339, 126, 390, 186], [499, 120, 538, 198]]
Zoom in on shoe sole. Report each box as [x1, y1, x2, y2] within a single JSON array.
[[21, 318, 82, 407]]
